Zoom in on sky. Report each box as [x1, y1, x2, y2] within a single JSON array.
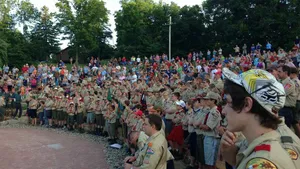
[[29, 0, 205, 49]]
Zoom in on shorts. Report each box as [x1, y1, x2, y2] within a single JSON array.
[[29, 109, 37, 118], [167, 125, 184, 145], [46, 110, 52, 119], [95, 114, 105, 126], [76, 113, 84, 125], [189, 132, 197, 157], [67, 115, 74, 125], [52, 110, 57, 120], [203, 136, 220, 166], [57, 110, 64, 121], [196, 134, 205, 164], [64, 111, 68, 121], [87, 112, 95, 124]]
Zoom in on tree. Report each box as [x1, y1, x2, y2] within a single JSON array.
[[29, 6, 60, 61], [55, 0, 110, 65]]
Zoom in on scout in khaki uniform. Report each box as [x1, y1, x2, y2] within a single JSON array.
[[76, 99, 85, 133], [277, 65, 297, 128], [86, 97, 96, 133], [164, 92, 179, 136], [67, 102, 75, 130], [124, 114, 168, 169], [45, 95, 54, 127], [105, 100, 117, 143], [201, 92, 222, 168], [94, 98, 102, 135], [290, 67, 300, 137], [28, 95, 38, 125], [62, 97, 69, 128], [192, 96, 207, 168], [56, 96, 64, 128], [52, 95, 58, 127], [221, 68, 296, 169]]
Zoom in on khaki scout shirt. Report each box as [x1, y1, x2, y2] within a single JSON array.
[[193, 108, 207, 135], [187, 109, 195, 133], [133, 131, 149, 166], [172, 111, 184, 126], [67, 106, 75, 116], [29, 99, 38, 109], [282, 77, 297, 107], [203, 106, 221, 137], [137, 131, 168, 169], [94, 103, 101, 115], [292, 77, 300, 101], [45, 99, 54, 110], [165, 101, 176, 120], [77, 102, 85, 113], [0, 97, 5, 107], [108, 110, 117, 123], [236, 131, 296, 169]]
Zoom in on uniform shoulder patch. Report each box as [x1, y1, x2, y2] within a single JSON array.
[[284, 83, 292, 90], [246, 158, 277, 169], [285, 148, 298, 160]]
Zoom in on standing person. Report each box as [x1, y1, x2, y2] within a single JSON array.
[[76, 99, 85, 133], [28, 95, 38, 126], [86, 97, 96, 133], [124, 114, 168, 169], [221, 68, 296, 169], [37, 100, 45, 126], [290, 67, 300, 137], [277, 65, 297, 128], [67, 102, 75, 130], [201, 92, 222, 169], [13, 91, 22, 119], [242, 44, 247, 55], [44, 95, 54, 127]]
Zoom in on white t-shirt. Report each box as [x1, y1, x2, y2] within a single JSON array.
[[211, 69, 217, 79], [131, 75, 137, 83], [136, 57, 141, 63], [196, 65, 202, 73]]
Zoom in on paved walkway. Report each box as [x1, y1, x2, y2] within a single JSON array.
[[0, 128, 109, 169]]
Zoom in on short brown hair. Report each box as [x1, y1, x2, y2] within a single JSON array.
[[224, 79, 281, 129]]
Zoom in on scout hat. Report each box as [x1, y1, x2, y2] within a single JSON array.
[[203, 91, 221, 104], [222, 67, 286, 116]]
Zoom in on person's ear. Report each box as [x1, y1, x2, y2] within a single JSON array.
[[242, 97, 253, 113]]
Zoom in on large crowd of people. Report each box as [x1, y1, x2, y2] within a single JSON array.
[[0, 42, 300, 169]]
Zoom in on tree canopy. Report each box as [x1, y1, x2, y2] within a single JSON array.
[[1, 0, 300, 67]]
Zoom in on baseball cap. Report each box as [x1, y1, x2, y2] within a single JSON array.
[[175, 100, 186, 107], [222, 68, 286, 116], [203, 92, 221, 104]]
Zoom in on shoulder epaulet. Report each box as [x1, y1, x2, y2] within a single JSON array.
[[254, 144, 271, 152]]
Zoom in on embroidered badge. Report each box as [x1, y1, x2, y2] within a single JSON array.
[[284, 83, 291, 90], [144, 160, 149, 164], [246, 158, 277, 169], [148, 142, 153, 147], [146, 148, 154, 155], [285, 148, 298, 160]]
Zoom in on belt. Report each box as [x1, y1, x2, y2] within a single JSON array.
[[165, 119, 172, 121], [297, 100, 300, 102]]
